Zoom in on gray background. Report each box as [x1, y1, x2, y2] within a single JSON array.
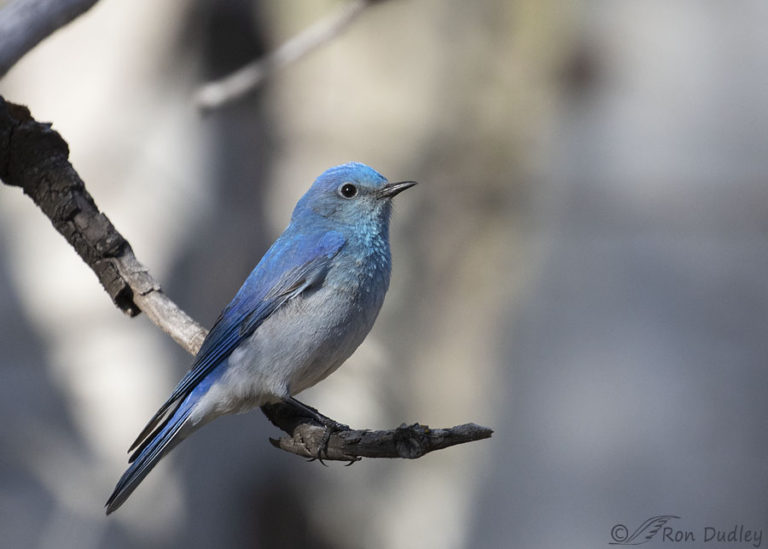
[[1, 1, 766, 548]]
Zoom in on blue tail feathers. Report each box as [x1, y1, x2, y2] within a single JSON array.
[[105, 372, 221, 514], [105, 400, 194, 514]]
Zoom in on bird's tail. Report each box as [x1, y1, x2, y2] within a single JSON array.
[[105, 395, 198, 514]]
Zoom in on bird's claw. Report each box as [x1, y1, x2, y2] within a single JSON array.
[[313, 417, 345, 463], [284, 397, 351, 463]]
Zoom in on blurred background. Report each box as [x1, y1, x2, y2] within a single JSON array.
[[1, 0, 767, 547]]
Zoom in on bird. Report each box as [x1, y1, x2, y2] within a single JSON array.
[[105, 162, 416, 514]]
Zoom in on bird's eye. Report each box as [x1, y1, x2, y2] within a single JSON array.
[[338, 183, 358, 199]]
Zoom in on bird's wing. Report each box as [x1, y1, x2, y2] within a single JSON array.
[[128, 229, 346, 452]]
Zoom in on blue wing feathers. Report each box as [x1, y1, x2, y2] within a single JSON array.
[[127, 230, 346, 453]]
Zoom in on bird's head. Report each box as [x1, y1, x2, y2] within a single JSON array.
[[292, 162, 416, 229]]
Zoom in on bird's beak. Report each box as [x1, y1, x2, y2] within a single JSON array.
[[377, 180, 417, 199]]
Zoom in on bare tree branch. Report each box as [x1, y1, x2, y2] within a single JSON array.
[[0, 0, 101, 78], [0, 97, 207, 353], [0, 96, 493, 461], [195, 0, 388, 112], [263, 400, 493, 461]]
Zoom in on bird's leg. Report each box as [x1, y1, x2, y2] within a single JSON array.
[[285, 397, 350, 462], [285, 397, 347, 429]]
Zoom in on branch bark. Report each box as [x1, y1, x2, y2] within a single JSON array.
[[0, 96, 492, 461], [263, 400, 493, 461], [0, 97, 206, 353], [0, 0, 101, 77]]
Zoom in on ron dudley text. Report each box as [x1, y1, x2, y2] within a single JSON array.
[[663, 524, 762, 547]]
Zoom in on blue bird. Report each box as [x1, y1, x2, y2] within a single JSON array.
[[105, 162, 415, 514]]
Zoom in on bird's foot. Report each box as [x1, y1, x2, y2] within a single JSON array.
[[286, 397, 352, 463]]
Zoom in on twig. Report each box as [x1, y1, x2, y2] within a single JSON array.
[[0, 0, 101, 78], [195, 0, 387, 112], [0, 96, 493, 460]]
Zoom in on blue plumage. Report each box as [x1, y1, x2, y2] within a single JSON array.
[[106, 162, 415, 513]]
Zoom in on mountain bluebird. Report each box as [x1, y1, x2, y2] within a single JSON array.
[[105, 162, 416, 514]]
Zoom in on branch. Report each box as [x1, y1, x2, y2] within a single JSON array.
[[262, 400, 493, 461], [195, 0, 388, 112], [0, 96, 206, 353], [0, 96, 493, 461], [0, 0, 101, 78]]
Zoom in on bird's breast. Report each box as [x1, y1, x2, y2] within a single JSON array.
[[200, 240, 393, 413]]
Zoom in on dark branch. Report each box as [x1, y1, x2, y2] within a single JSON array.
[[0, 96, 493, 461], [0, 96, 206, 352], [0, 0, 101, 77], [263, 400, 493, 461], [0, 97, 134, 311]]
